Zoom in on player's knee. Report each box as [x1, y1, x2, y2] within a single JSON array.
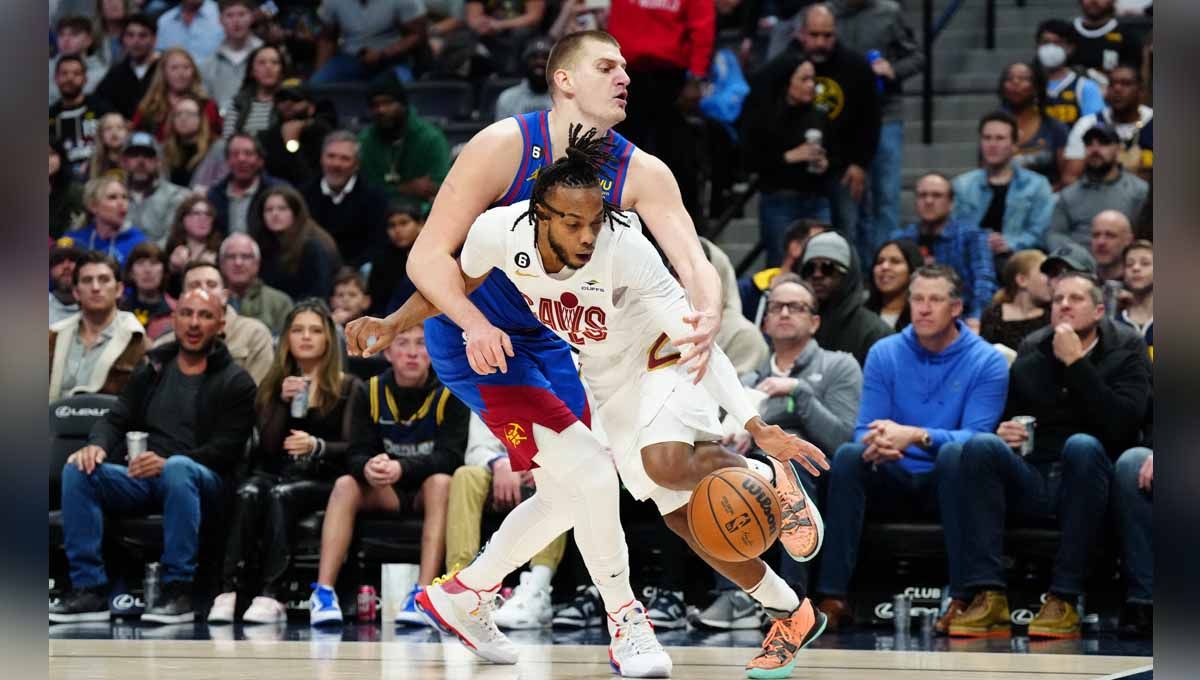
[[641, 444, 691, 490], [574, 457, 618, 500]]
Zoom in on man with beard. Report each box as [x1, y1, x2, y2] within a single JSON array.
[[357, 75, 450, 212], [94, 14, 161, 119], [794, 231, 892, 366], [301, 130, 391, 268], [49, 250, 149, 401], [1047, 124, 1148, 252], [1089, 210, 1134, 283], [50, 286, 256, 624], [1069, 0, 1142, 73], [943, 271, 1150, 639], [1063, 64, 1152, 179], [122, 132, 191, 245], [50, 55, 113, 182], [257, 80, 337, 187], [48, 15, 109, 107], [494, 38, 553, 121], [50, 245, 84, 325], [754, 4, 881, 268]]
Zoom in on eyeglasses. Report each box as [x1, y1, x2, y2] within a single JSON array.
[[766, 301, 814, 316], [800, 260, 845, 278]]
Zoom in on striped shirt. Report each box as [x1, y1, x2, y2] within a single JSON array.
[[223, 99, 274, 139]]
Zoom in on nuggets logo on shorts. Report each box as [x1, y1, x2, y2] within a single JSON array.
[[504, 422, 528, 447]]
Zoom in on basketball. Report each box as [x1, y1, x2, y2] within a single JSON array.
[[687, 467, 782, 563]]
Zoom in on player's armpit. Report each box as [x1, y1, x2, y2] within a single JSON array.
[[390, 271, 490, 331]]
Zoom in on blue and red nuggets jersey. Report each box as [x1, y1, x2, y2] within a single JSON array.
[[424, 111, 635, 469]]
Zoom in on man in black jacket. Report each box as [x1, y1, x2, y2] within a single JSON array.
[[794, 231, 893, 365], [93, 14, 160, 119], [309, 324, 469, 626], [944, 271, 1151, 640], [755, 4, 882, 267], [50, 288, 257, 625], [257, 80, 336, 189], [300, 130, 390, 268]]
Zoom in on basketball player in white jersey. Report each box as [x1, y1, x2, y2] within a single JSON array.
[[370, 128, 832, 679]]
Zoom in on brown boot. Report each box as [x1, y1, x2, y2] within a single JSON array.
[[934, 598, 968, 636], [815, 597, 852, 632], [949, 591, 1011, 638]]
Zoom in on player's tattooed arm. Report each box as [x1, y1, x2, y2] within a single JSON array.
[[344, 270, 488, 357]]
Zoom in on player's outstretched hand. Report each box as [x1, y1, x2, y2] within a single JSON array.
[[346, 315, 397, 358], [748, 421, 830, 477], [677, 310, 719, 383], [465, 321, 514, 375]]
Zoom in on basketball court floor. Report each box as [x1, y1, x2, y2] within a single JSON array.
[[49, 621, 1153, 679]]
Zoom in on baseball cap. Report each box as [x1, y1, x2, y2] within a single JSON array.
[[1041, 244, 1097, 277], [122, 131, 158, 155], [275, 78, 311, 102], [1081, 124, 1120, 145], [50, 243, 83, 267], [523, 37, 553, 60]]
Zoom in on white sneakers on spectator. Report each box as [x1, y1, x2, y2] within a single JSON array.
[[417, 576, 518, 664], [608, 600, 673, 678], [697, 590, 765, 630], [553, 584, 604, 628], [643, 587, 688, 630], [309, 583, 343, 626], [495, 570, 553, 629], [207, 591, 236, 624], [243, 596, 288, 624]]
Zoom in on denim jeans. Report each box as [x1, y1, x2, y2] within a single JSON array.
[[714, 460, 823, 597], [1114, 447, 1152, 603], [62, 456, 223, 588], [813, 441, 965, 598], [862, 120, 904, 259], [759, 190, 833, 268], [309, 53, 414, 85], [830, 173, 866, 269], [957, 433, 1113, 597]]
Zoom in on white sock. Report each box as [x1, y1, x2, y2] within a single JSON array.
[[744, 455, 775, 484], [747, 567, 801, 614], [528, 564, 554, 590]]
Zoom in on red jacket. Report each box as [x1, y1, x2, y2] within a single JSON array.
[[608, 0, 715, 78]]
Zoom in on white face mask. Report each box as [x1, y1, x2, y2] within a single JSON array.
[[1037, 43, 1067, 70]]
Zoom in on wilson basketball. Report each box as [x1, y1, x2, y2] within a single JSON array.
[[687, 467, 782, 563]]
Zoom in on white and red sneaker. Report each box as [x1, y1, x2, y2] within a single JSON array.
[[416, 576, 518, 664], [607, 601, 673, 678]]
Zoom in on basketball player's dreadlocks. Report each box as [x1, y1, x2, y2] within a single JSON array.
[[515, 123, 631, 231]]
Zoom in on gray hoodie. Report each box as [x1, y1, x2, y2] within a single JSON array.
[[741, 339, 863, 456]]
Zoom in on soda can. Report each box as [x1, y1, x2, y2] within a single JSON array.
[[892, 594, 911, 633], [143, 562, 160, 611], [357, 585, 377, 623], [291, 378, 311, 418], [126, 431, 148, 459], [1012, 416, 1036, 457]]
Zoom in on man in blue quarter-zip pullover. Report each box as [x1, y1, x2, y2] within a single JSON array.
[[813, 264, 1009, 632]]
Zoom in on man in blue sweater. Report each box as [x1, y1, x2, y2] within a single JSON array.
[[814, 264, 1009, 631]]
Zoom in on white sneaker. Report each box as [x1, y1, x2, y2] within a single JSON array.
[[416, 576, 518, 664], [608, 601, 673, 678], [206, 591, 236, 624], [494, 571, 552, 630], [243, 596, 288, 624]]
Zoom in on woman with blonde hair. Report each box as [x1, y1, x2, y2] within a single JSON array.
[[88, 112, 129, 180], [164, 195, 222, 295], [250, 185, 340, 300], [208, 299, 364, 625], [131, 47, 223, 140], [162, 94, 227, 189], [59, 175, 147, 265], [979, 249, 1052, 350]]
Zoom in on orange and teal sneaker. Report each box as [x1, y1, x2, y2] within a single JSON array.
[[745, 598, 827, 679], [769, 456, 824, 561]]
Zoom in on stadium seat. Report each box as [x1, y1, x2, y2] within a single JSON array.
[[478, 77, 521, 122], [442, 121, 488, 150], [307, 83, 371, 130], [406, 80, 474, 125], [49, 394, 119, 511]]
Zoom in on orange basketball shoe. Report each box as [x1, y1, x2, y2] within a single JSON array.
[[768, 456, 824, 561], [745, 598, 827, 679]]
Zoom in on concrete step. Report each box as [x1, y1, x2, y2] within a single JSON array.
[[902, 141, 978, 169], [900, 94, 998, 122]]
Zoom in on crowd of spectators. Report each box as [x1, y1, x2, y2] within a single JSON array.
[[48, 0, 1153, 641]]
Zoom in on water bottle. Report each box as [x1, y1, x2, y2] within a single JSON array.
[[866, 49, 886, 94], [892, 593, 911, 634], [804, 129, 824, 174], [143, 562, 160, 611], [290, 377, 310, 419]]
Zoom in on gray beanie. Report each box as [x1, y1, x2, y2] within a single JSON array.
[[801, 231, 852, 269]]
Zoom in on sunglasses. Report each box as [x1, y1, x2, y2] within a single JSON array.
[[801, 260, 846, 278]]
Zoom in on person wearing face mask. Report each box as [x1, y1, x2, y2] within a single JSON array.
[[1034, 20, 1105, 129], [493, 38, 554, 121], [1047, 124, 1148, 253]]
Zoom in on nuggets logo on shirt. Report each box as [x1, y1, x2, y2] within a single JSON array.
[[504, 422, 528, 447], [521, 291, 609, 344], [814, 77, 846, 120]]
